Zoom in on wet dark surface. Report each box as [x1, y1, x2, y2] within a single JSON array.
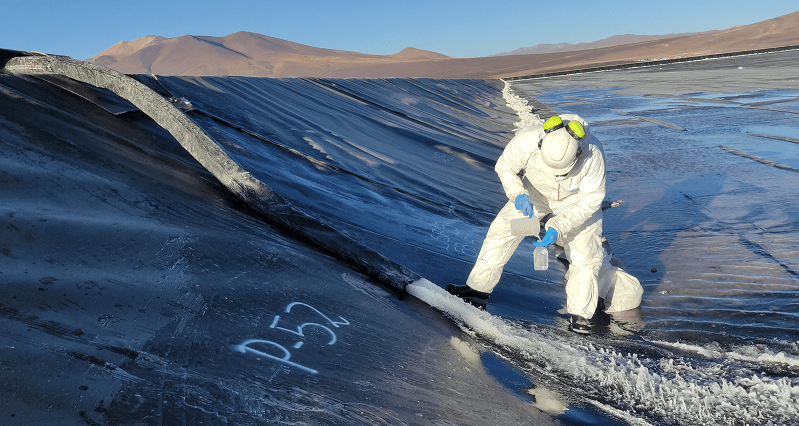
[[494, 49, 799, 425], [2, 48, 799, 425], [524, 53, 799, 344], [0, 72, 560, 425]]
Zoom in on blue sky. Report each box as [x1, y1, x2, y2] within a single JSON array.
[[2, 0, 797, 60]]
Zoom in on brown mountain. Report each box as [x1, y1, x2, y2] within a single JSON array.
[[491, 33, 710, 56], [87, 31, 448, 77], [89, 35, 165, 67], [87, 10, 799, 78], [390, 47, 450, 59]]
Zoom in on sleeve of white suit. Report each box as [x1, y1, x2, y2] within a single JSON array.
[[495, 129, 539, 202], [545, 147, 606, 238]]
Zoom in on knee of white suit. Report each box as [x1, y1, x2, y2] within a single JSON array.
[[597, 257, 644, 313]]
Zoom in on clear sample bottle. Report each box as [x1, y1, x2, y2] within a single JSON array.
[[534, 245, 549, 270]]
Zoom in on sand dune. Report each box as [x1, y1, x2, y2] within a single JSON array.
[[86, 10, 799, 78]]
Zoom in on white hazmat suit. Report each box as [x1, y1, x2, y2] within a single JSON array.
[[466, 114, 643, 319]]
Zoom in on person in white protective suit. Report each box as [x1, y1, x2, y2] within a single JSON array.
[[447, 114, 643, 334]]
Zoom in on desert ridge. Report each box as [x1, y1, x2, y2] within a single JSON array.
[[87, 10, 799, 78]]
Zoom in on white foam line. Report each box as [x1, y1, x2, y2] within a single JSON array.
[[406, 279, 574, 354], [407, 278, 799, 426], [650, 339, 799, 367], [501, 80, 543, 132]]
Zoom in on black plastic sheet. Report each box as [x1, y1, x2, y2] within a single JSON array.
[[0, 51, 562, 425]]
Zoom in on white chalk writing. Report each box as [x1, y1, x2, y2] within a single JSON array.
[[234, 301, 349, 375]]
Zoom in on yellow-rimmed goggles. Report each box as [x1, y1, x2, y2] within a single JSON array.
[[543, 116, 586, 140]]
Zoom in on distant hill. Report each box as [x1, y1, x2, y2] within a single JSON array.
[[86, 10, 799, 79], [86, 32, 448, 77], [89, 35, 165, 67], [390, 47, 449, 59], [490, 33, 711, 56]]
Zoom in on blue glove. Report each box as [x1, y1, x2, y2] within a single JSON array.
[[514, 194, 534, 218], [533, 228, 558, 246]]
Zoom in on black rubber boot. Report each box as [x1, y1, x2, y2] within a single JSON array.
[[446, 284, 489, 309], [569, 315, 592, 335]]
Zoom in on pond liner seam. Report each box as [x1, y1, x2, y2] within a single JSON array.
[[746, 132, 799, 144], [718, 145, 799, 174]]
